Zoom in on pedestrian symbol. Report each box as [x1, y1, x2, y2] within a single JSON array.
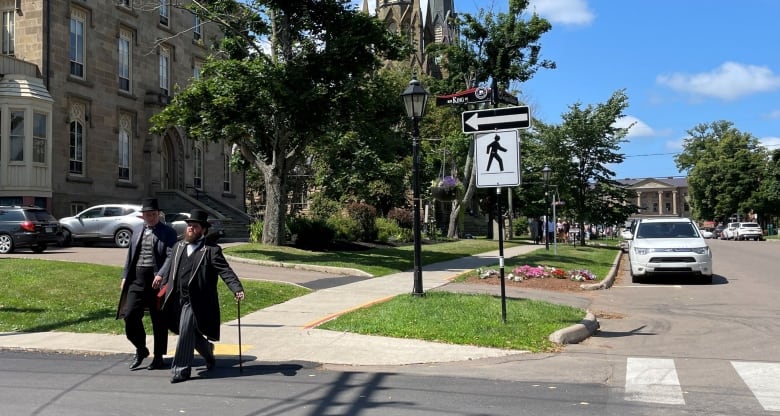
[[475, 130, 520, 188], [485, 134, 507, 171]]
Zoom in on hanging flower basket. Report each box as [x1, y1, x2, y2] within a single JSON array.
[[430, 176, 461, 202]]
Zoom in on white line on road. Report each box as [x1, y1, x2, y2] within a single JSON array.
[[732, 361, 780, 411], [625, 357, 685, 405]]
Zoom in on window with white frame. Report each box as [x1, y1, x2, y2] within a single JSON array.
[[10, 110, 24, 162], [223, 152, 231, 193], [33, 113, 47, 164], [118, 29, 132, 92], [193, 145, 203, 189], [70, 9, 86, 78], [2, 9, 13, 55], [159, 0, 169, 26], [159, 45, 170, 96], [118, 114, 131, 181]]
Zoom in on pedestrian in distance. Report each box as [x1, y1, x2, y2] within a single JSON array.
[[116, 197, 178, 370], [159, 208, 245, 384]]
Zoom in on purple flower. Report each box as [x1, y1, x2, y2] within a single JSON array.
[[439, 175, 458, 189]]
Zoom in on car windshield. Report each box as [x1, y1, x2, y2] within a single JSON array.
[[636, 222, 699, 239], [741, 223, 759, 228]]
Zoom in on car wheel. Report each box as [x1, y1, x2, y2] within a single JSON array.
[[0, 234, 14, 254], [57, 229, 72, 247], [700, 275, 713, 284], [114, 228, 133, 248], [31, 243, 47, 253]]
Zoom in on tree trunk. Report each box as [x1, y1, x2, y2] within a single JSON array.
[[447, 142, 476, 238], [259, 163, 288, 246]]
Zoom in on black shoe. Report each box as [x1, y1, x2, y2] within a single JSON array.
[[205, 343, 216, 370], [129, 349, 149, 370], [170, 373, 190, 384], [146, 356, 166, 370]]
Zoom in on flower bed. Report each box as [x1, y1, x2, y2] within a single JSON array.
[[479, 265, 597, 282]]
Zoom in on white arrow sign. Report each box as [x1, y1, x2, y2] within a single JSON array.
[[462, 106, 531, 133]]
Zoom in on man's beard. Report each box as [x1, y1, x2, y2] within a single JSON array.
[[185, 230, 203, 243]]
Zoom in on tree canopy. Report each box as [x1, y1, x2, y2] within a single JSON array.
[[150, 0, 404, 245], [675, 121, 767, 222]]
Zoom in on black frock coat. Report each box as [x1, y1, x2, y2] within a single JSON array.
[[159, 240, 244, 341]]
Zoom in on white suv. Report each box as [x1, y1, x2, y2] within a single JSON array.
[[628, 218, 713, 284], [735, 222, 763, 241]]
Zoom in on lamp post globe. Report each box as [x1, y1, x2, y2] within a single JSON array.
[[542, 165, 552, 250], [401, 75, 428, 297]]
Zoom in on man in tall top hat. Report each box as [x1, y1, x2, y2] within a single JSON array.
[[159, 208, 245, 383], [116, 197, 178, 370]]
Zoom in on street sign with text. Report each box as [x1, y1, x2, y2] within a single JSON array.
[[462, 106, 531, 133]]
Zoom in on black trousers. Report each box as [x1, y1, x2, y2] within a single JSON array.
[[124, 266, 168, 356]]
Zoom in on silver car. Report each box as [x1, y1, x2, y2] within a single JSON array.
[[167, 212, 225, 242], [58, 204, 144, 248]]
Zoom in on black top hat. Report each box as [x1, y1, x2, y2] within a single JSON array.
[[185, 209, 211, 228], [140, 198, 160, 212]]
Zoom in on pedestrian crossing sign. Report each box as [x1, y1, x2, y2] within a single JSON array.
[[475, 130, 520, 188]]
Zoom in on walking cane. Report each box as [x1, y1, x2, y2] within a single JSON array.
[[237, 299, 243, 374]]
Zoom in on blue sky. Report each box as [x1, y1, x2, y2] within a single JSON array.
[[352, 0, 780, 180]]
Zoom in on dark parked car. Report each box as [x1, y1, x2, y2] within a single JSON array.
[[713, 224, 726, 239], [0, 205, 61, 254]]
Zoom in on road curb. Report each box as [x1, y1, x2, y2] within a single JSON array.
[[580, 250, 622, 291], [224, 255, 373, 277], [548, 311, 599, 344]]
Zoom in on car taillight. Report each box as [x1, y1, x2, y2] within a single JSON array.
[[21, 221, 36, 232]]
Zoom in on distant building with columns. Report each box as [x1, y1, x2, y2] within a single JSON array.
[[618, 177, 690, 219]]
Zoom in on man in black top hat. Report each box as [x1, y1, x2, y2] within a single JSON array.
[[159, 208, 245, 383], [116, 197, 178, 370]]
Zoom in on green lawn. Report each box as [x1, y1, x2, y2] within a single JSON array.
[[319, 292, 584, 352], [0, 259, 309, 334], [1, 240, 616, 352], [224, 238, 522, 276]]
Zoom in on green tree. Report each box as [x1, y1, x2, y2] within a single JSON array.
[[538, 89, 637, 245], [425, 0, 555, 238], [309, 65, 411, 215], [150, 0, 403, 245], [675, 121, 767, 222]]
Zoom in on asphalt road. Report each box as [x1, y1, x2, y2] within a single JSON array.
[[3, 238, 779, 415]]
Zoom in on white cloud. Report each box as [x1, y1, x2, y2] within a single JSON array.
[[613, 115, 655, 138], [665, 138, 685, 151], [657, 61, 780, 101], [763, 109, 780, 120], [759, 136, 780, 150], [529, 0, 595, 26]]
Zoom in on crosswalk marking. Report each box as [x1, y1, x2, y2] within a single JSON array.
[[732, 361, 780, 411], [625, 357, 685, 405]]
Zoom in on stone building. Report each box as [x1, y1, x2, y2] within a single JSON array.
[[368, 0, 457, 76], [1, 0, 248, 235], [618, 177, 691, 219]]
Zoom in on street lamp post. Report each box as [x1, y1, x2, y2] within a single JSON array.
[[401, 75, 429, 297], [542, 165, 552, 251]]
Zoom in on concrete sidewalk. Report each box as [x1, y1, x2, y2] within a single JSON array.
[[0, 244, 602, 366]]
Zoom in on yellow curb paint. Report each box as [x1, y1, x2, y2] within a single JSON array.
[[166, 344, 252, 356], [303, 295, 396, 330]]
